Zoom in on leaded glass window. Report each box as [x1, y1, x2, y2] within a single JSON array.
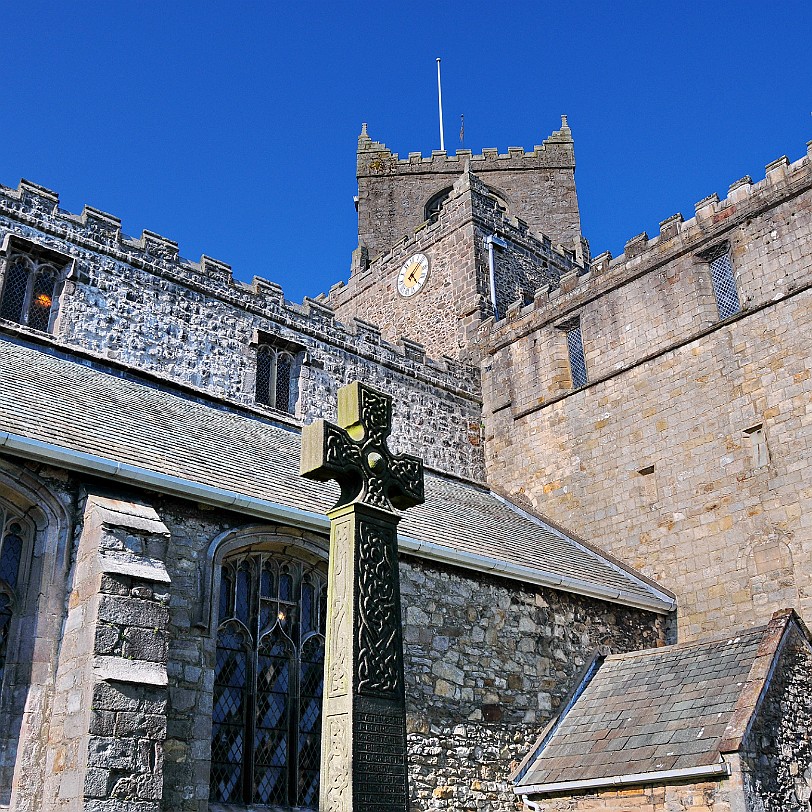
[[0, 504, 28, 696], [211, 553, 327, 809], [708, 248, 740, 320], [255, 345, 297, 414], [566, 321, 588, 388], [0, 251, 64, 332]]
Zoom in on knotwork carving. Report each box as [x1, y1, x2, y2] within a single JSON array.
[[300, 381, 422, 812], [356, 522, 401, 696], [301, 381, 424, 513]]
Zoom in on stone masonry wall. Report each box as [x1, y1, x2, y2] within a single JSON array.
[[331, 168, 581, 364], [0, 458, 666, 812], [526, 779, 742, 812], [356, 119, 581, 259], [400, 555, 665, 812], [155, 494, 665, 812], [40, 493, 171, 812], [741, 622, 812, 811], [333, 171, 483, 361], [482, 143, 812, 640], [0, 181, 485, 482]]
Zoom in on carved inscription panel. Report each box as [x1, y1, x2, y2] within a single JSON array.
[[353, 709, 408, 811]]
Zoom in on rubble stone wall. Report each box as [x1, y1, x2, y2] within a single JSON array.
[[400, 556, 665, 812], [741, 622, 812, 811], [0, 183, 485, 482]]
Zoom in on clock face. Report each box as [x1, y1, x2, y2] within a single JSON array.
[[397, 253, 430, 297]]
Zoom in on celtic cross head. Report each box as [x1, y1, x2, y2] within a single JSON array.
[[300, 381, 425, 513]]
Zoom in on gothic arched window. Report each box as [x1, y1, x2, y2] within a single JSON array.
[[211, 552, 327, 809], [255, 344, 298, 414], [0, 251, 64, 333], [424, 187, 453, 224], [0, 504, 28, 697]]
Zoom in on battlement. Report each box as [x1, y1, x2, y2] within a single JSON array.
[[0, 178, 480, 397], [357, 116, 575, 176], [483, 139, 812, 343]]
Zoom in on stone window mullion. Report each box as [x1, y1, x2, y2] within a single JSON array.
[[211, 551, 326, 809]]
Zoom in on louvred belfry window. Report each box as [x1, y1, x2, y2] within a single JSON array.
[[211, 553, 327, 809], [0, 505, 27, 697], [0, 250, 65, 332]]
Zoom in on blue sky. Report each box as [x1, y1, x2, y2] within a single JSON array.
[[1, 1, 810, 303]]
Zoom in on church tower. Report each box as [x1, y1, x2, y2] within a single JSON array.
[[355, 117, 583, 260], [329, 119, 589, 361]]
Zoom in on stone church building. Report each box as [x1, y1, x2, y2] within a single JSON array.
[[0, 118, 809, 811]]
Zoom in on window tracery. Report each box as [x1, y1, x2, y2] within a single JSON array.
[[211, 551, 327, 809], [255, 344, 298, 414], [0, 504, 28, 696], [0, 250, 66, 332]]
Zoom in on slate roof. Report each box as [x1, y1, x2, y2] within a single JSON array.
[[515, 613, 797, 793], [0, 335, 673, 611]]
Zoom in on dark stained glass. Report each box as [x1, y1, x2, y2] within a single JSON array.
[[28, 267, 57, 332], [710, 251, 741, 320], [236, 562, 252, 627], [0, 256, 30, 324], [275, 353, 292, 413], [0, 593, 11, 692], [219, 570, 231, 624], [0, 524, 23, 589], [255, 631, 293, 804], [214, 552, 326, 809], [298, 635, 325, 806], [254, 344, 298, 413], [210, 623, 249, 803], [566, 324, 588, 388], [255, 346, 273, 407]]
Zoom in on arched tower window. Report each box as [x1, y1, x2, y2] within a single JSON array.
[[0, 503, 29, 699], [0, 250, 66, 333], [424, 187, 453, 224], [211, 552, 327, 809], [255, 344, 299, 414]]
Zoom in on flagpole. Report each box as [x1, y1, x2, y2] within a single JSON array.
[[436, 58, 445, 152]]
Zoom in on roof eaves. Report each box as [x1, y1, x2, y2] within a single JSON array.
[[0, 430, 676, 613], [515, 761, 731, 797], [398, 534, 674, 613]]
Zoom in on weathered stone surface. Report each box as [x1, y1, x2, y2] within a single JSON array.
[[741, 623, 812, 810], [302, 381, 424, 812]]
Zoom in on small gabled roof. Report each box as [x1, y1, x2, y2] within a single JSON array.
[[514, 609, 805, 795], [0, 335, 674, 612]]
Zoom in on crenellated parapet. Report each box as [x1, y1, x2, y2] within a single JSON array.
[[356, 118, 582, 258], [0, 177, 480, 399], [357, 116, 575, 177], [482, 139, 812, 348]]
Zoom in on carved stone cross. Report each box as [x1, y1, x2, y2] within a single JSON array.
[[301, 381, 424, 812]]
